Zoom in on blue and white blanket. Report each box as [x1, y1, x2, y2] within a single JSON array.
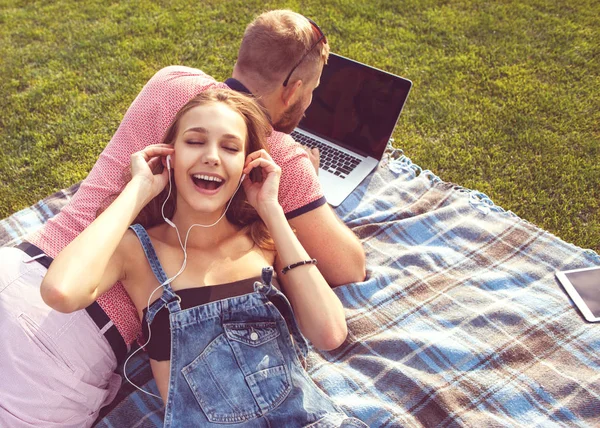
[[2, 146, 599, 427]]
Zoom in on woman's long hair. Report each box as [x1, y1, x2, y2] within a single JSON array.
[[133, 89, 275, 251]]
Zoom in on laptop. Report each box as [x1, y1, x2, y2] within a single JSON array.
[[292, 53, 412, 206]]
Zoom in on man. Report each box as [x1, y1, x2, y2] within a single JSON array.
[[0, 10, 365, 426]]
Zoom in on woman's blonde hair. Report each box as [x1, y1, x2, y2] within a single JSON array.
[[134, 89, 275, 251]]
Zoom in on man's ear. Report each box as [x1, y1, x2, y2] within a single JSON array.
[[281, 79, 303, 107]]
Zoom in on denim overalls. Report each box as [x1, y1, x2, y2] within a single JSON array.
[[130, 225, 367, 427]]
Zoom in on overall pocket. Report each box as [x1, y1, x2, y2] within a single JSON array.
[[182, 321, 292, 423]]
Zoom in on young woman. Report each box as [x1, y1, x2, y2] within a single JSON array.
[[41, 89, 366, 427]]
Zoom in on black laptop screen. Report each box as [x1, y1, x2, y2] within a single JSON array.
[[299, 53, 412, 159]]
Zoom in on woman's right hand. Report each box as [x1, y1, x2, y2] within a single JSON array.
[[129, 144, 175, 203]]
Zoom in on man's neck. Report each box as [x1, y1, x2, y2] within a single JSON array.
[[229, 72, 280, 125], [229, 68, 260, 95]]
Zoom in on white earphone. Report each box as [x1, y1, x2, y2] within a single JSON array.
[[124, 152, 248, 399], [163, 155, 176, 228]]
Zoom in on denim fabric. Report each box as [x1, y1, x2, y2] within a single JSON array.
[[129, 224, 367, 427]]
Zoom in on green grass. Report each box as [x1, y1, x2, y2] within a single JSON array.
[[1, 0, 599, 251]]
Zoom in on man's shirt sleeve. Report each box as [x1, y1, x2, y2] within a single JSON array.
[[268, 132, 327, 220]]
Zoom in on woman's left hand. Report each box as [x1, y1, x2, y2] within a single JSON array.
[[242, 150, 281, 217]]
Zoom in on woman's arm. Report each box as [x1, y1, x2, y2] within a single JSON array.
[[243, 151, 347, 351], [41, 145, 173, 313], [268, 207, 348, 351]]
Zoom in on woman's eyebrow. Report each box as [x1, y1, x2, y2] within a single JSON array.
[[183, 127, 208, 134], [183, 127, 242, 142], [221, 134, 243, 143]]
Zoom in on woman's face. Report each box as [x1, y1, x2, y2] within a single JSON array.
[[171, 102, 248, 215]]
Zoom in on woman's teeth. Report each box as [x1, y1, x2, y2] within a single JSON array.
[[193, 174, 223, 183], [192, 174, 224, 190]]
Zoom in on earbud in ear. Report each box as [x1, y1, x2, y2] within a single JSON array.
[[240, 173, 247, 183], [166, 155, 172, 171]]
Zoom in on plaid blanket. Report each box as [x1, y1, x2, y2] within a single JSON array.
[[2, 146, 599, 427]]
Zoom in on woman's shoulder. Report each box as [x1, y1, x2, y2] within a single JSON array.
[[117, 227, 147, 266], [128, 223, 170, 247], [121, 223, 172, 263], [118, 226, 166, 296], [119, 224, 170, 269]]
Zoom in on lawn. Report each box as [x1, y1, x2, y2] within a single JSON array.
[[1, 0, 598, 251]]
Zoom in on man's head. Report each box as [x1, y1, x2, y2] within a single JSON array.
[[233, 10, 330, 133]]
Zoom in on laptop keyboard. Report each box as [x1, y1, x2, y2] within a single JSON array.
[[291, 131, 361, 179]]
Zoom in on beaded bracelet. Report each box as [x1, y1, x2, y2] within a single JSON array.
[[281, 258, 318, 275]]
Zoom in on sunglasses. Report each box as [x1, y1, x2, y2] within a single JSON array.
[[282, 18, 327, 87]]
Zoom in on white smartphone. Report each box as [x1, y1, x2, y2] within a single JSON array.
[[555, 266, 600, 322]]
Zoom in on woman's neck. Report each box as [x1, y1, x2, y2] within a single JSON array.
[[163, 208, 239, 250]]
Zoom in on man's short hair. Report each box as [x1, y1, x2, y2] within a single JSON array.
[[236, 10, 330, 93]]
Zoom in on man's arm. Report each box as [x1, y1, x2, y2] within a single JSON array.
[[289, 203, 366, 287]]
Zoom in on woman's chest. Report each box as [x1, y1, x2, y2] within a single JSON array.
[[125, 239, 274, 316]]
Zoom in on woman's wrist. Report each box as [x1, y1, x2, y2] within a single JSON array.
[[259, 202, 286, 228], [128, 175, 156, 207]]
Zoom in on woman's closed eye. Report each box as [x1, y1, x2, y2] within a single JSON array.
[[185, 140, 239, 153]]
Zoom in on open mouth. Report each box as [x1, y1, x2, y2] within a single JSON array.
[[191, 174, 225, 191]]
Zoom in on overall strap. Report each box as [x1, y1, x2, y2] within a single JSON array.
[[129, 224, 169, 285], [255, 267, 310, 364], [129, 224, 182, 322]]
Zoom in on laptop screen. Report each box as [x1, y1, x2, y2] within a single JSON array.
[[299, 53, 412, 159]]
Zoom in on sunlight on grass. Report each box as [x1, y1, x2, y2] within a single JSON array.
[[0, 0, 598, 250]]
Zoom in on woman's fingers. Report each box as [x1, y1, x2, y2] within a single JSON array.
[[245, 148, 270, 160], [130, 146, 174, 189], [244, 149, 272, 164], [131, 145, 174, 172], [132, 145, 174, 162], [243, 157, 280, 175], [147, 156, 163, 173], [243, 150, 278, 175]]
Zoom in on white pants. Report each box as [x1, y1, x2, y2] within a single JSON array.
[[0, 247, 121, 427]]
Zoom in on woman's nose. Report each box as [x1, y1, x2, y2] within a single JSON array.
[[202, 146, 220, 165]]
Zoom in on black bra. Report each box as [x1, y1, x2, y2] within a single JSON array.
[[141, 276, 264, 361]]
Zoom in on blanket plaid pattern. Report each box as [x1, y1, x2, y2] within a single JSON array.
[[2, 146, 599, 427]]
